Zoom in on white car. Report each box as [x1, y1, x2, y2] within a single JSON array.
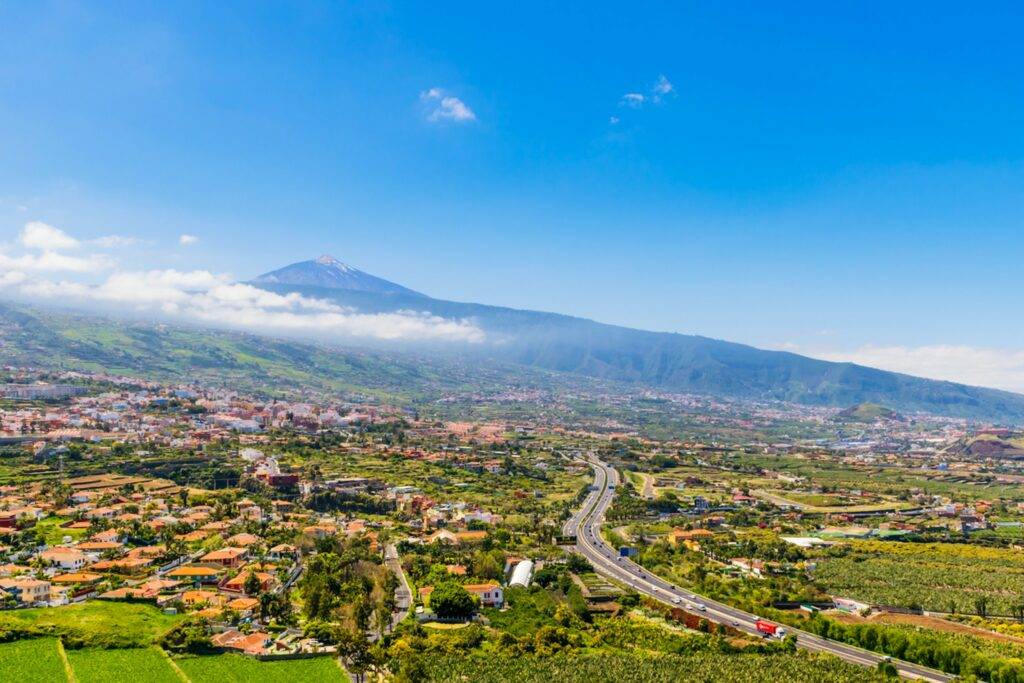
[[672, 597, 681, 604]]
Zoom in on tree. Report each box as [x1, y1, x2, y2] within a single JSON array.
[[429, 581, 475, 618], [259, 591, 294, 624], [159, 619, 213, 654], [975, 596, 989, 619], [566, 553, 593, 574], [1014, 600, 1024, 623], [243, 571, 262, 597]]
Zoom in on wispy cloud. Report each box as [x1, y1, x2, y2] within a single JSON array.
[[616, 74, 675, 114], [1, 221, 485, 344], [92, 234, 141, 248], [179, 234, 199, 246], [421, 87, 476, 123], [782, 342, 1024, 393], [651, 74, 674, 102], [620, 93, 646, 108]]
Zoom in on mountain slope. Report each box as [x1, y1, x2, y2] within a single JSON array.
[[0, 303, 552, 401], [251, 279, 1024, 421], [252, 255, 423, 296]]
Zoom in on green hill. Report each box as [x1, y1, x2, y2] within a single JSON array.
[[834, 403, 905, 423]]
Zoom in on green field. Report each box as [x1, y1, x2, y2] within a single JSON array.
[[0, 638, 68, 683], [67, 647, 181, 683], [0, 601, 182, 648], [177, 653, 346, 683], [423, 651, 887, 682], [34, 516, 88, 545], [814, 540, 1024, 614], [0, 640, 345, 683]]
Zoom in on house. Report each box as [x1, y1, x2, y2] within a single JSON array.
[[166, 565, 224, 583], [182, 590, 227, 608], [222, 571, 275, 594], [211, 629, 272, 655], [0, 578, 51, 604], [38, 548, 88, 571], [88, 557, 153, 575], [267, 544, 297, 560], [225, 533, 261, 548], [199, 547, 248, 567], [50, 572, 103, 587], [666, 528, 713, 547], [302, 523, 337, 539], [77, 540, 123, 553], [226, 596, 260, 615], [464, 582, 503, 607]]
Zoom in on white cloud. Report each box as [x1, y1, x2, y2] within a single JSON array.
[[179, 234, 199, 246], [92, 234, 140, 248], [609, 116, 620, 125], [618, 75, 675, 110], [0, 223, 486, 344], [421, 87, 476, 123], [20, 221, 80, 251], [620, 92, 645, 108], [0, 270, 26, 286], [0, 249, 113, 273], [790, 343, 1024, 393]]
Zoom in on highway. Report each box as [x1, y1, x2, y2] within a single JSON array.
[[566, 457, 953, 683]]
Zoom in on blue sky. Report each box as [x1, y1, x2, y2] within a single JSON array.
[[1, 2, 1023, 389]]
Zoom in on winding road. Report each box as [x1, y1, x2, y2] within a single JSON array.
[[565, 457, 952, 682]]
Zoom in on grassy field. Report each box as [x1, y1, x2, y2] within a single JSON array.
[[0, 639, 345, 683], [176, 653, 346, 682], [67, 647, 181, 683], [0, 638, 68, 683], [0, 601, 182, 648], [34, 516, 88, 546]]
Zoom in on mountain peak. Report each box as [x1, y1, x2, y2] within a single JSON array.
[[253, 256, 423, 296], [314, 254, 351, 270]]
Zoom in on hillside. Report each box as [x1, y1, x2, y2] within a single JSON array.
[[250, 271, 1024, 422], [0, 303, 545, 403], [834, 403, 906, 423]]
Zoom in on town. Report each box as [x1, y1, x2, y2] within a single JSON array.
[[2, 367, 1024, 680]]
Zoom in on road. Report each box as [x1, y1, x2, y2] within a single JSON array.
[[566, 457, 953, 683], [384, 543, 413, 630]]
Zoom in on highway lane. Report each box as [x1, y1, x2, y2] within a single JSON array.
[[567, 457, 952, 683]]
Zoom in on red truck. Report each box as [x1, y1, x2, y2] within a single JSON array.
[[755, 619, 787, 638]]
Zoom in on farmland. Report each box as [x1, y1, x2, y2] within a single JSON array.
[[0, 639, 346, 683], [422, 651, 889, 682], [813, 540, 1024, 614], [0, 601, 182, 648], [177, 652, 346, 682], [67, 647, 181, 683], [0, 638, 67, 683]]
